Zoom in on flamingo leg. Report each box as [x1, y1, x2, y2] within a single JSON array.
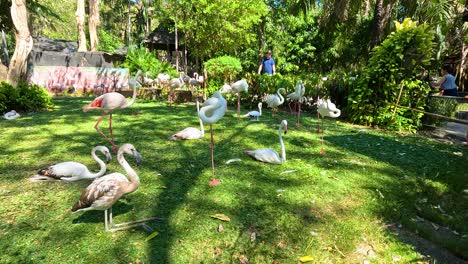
[[210, 124, 215, 180], [94, 112, 117, 153], [108, 113, 117, 153], [104, 209, 109, 231], [320, 117, 326, 155], [237, 93, 240, 120], [297, 102, 301, 128], [288, 101, 293, 115]]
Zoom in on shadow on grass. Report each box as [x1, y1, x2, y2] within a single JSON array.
[[327, 133, 468, 260]]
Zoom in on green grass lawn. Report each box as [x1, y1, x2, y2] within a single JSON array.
[[0, 97, 467, 263]]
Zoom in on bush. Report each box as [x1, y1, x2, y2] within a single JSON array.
[[119, 45, 178, 78], [0, 82, 54, 113], [204, 56, 242, 82], [97, 30, 124, 53], [347, 18, 433, 131]]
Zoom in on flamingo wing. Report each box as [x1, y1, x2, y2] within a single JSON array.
[[72, 173, 128, 212], [245, 148, 282, 164]]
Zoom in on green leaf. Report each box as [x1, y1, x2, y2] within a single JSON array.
[[145, 231, 159, 241]]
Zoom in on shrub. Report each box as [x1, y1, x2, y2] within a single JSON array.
[[119, 45, 178, 78], [204, 56, 242, 82], [0, 81, 54, 113], [97, 30, 124, 53], [347, 18, 433, 131]]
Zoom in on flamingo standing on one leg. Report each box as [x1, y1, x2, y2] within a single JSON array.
[[168, 100, 204, 140], [198, 91, 226, 186], [287, 80, 305, 128], [29, 146, 112, 182], [243, 102, 262, 121], [316, 97, 341, 155], [265, 88, 286, 117], [245, 120, 288, 164], [83, 71, 142, 153], [231, 80, 249, 119], [71, 143, 161, 232]]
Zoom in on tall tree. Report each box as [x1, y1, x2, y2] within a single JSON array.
[[76, 0, 87, 51], [88, 0, 100, 51], [7, 0, 33, 85], [370, 0, 395, 49]]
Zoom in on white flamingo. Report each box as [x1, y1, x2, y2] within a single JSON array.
[[245, 120, 288, 164], [3, 110, 20, 120], [243, 102, 262, 121], [265, 88, 286, 117], [29, 146, 112, 182], [287, 80, 306, 127], [199, 91, 227, 186], [168, 72, 185, 103], [71, 144, 160, 232], [231, 80, 249, 119], [169, 100, 204, 140], [316, 97, 341, 154]]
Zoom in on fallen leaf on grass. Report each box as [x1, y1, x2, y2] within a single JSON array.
[[226, 158, 242, 164], [239, 255, 249, 264], [218, 224, 224, 232], [280, 170, 297, 174], [453, 152, 462, 157], [299, 255, 313, 262], [145, 231, 159, 241], [250, 232, 256, 242], [210, 214, 231, 222]]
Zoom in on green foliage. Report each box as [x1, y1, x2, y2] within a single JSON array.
[[97, 29, 124, 53], [120, 46, 178, 78], [347, 18, 434, 131], [204, 56, 242, 82], [0, 81, 54, 113]]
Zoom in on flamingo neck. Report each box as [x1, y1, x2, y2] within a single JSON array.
[[119, 150, 140, 193], [278, 88, 285, 104], [259, 106, 262, 115], [88, 147, 107, 178], [197, 101, 204, 136], [124, 79, 138, 108], [279, 125, 286, 162]]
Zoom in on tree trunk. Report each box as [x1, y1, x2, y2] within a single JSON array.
[[364, 0, 371, 17], [459, 42, 467, 92], [7, 0, 33, 85], [370, 0, 394, 49], [88, 0, 100, 51], [175, 21, 179, 72], [76, 0, 87, 51]]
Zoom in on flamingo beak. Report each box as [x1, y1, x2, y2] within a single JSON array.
[[105, 152, 112, 163], [284, 125, 288, 134], [132, 150, 142, 165]]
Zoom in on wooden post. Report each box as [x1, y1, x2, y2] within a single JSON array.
[[391, 81, 405, 120]]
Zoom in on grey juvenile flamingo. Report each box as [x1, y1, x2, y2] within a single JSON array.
[[71, 143, 160, 232], [83, 71, 142, 153]]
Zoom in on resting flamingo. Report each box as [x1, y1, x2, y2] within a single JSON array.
[[316, 97, 341, 154], [198, 91, 227, 186], [265, 88, 286, 117], [168, 72, 185, 104], [29, 146, 112, 182], [287, 80, 306, 127], [168, 100, 204, 140], [71, 144, 160, 232], [84, 71, 142, 153], [245, 120, 288, 164], [243, 102, 262, 121]]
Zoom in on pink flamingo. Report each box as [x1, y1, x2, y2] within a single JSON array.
[[83, 71, 142, 153]]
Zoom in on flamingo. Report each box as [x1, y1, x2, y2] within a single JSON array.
[[243, 102, 262, 121], [3, 110, 20, 120], [168, 72, 185, 103], [287, 80, 306, 127], [265, 88, 286, 117], [71, 144, 160, 232], [316, 97, 341, 154], [168, 100, 204, 140], [83, 71, 142, 153], [198, 91, 227, 186], [220, 80, 248, 119], [29, 146, 112, 182], [245, 119, 288, 164]]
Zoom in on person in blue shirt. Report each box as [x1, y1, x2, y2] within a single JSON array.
[[258, 50, 276, 75], [434, 65, 459, 96]]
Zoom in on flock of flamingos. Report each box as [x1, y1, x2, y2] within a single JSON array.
[[28, 71, 342, 232]]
